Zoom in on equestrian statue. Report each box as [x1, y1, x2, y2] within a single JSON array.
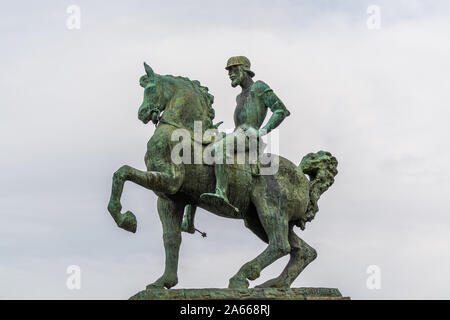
[[107, 56, 338, 289]]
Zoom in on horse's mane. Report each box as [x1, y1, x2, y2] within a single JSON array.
[[162, 74, 215, 123]]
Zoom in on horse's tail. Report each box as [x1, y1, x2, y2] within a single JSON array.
[[296, 151, 338, 230]]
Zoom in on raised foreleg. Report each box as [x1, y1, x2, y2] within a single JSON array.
[[107, 165, 183, 232]]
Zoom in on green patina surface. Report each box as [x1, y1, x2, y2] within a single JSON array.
[[130, 288, 348, 300], [107, 56, 339, 293]]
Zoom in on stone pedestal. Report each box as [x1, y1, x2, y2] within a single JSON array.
[[130, 287, 349, 300]]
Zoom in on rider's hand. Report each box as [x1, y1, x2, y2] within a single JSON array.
[[258, 128, 268, 137]]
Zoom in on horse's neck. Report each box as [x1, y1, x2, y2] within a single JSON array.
[[161, 89, 212, 133]]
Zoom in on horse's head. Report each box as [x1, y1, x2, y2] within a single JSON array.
[[138, 62, 174, 125], [138, 62, 216, 132]]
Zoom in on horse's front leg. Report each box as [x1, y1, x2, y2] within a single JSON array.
[[181, 205, 196, 234], [147, 197, 185, 289], [107, 165, 183, 233]]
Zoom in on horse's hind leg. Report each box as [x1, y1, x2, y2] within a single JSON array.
[[107, 164, 183, 232], [256, 224, 317, 288], [147, 197, 185, 289], [228, 200, 291, 289]]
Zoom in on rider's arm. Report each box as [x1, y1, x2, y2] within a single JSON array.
[[257, 82, 290, 136]]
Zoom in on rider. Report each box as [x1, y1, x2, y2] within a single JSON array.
[[199, 56, 291, 215]]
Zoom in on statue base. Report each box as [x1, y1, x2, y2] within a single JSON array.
[[129, 287, 349, 300]]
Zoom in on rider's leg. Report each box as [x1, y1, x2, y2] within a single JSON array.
[[213, 148, 231, 201], [199, 133, 240, 214], [215, 128, 249, 200]]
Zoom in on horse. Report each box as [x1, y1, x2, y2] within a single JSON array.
[[107, 62, 338, 289]]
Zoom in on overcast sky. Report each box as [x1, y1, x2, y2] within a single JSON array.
[[1, 0, 450, 299]]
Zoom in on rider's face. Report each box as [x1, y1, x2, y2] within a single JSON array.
[[228, 65, 244, 88]]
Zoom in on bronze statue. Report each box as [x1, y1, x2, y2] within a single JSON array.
[[107, 57, 338, 290]]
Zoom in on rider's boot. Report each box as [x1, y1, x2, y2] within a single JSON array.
[[200, 163, 239, 216]]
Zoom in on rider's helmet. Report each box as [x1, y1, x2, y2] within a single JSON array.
[[225, 56, 255, 78]]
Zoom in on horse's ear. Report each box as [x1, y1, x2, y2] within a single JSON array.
[[143, 62, 155, 79]]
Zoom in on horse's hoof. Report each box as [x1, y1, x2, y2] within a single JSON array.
[[147, 275, 178, 289], [181, 218, 195, 234], [118, 211, 137, 233], [146, 283, 165, 290], [228, 276, 249, 289]]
